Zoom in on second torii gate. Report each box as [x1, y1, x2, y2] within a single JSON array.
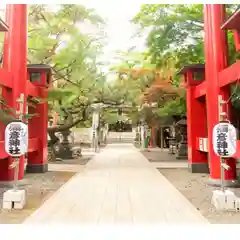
[[179, 5, 240, 186]]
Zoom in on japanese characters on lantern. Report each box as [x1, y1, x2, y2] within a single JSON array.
[[213, 122, 236, 158], [5, 121, 28, 157]]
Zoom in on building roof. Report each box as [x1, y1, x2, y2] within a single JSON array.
[[177, 64, 205, 75], [221, 8, 240, 31], [27, 64, 52, 73]]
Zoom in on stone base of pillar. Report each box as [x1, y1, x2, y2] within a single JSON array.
[[188, 163, 209, 173], [176, 156, 187, 160], [207, 178, 240, 188], [26, 163, 48, 173], [176, 142, 188, 159], [0, 179, 29, 188]]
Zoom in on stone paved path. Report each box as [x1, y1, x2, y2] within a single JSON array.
[[24, 144, 209, 224]]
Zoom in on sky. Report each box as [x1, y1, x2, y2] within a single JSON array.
[[77, 1, 146, 51], [76, 1, 148, 78], [0, 2, 148, 79]]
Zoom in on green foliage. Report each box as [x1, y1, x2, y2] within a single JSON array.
[[133, 4, 240, 70], [107, 50, 184, 125], [47, 88, 74, 101], [27, 5, 106, 128], [109, 51, 157, 105], [156, 97, 186, 117], [133, 5, 204, 68], [0, 4, 110, 128], [0, 96, 39, 124], [102, 111, 120, 124], [230, 83, 240, 109], [3, 4, 239, 128], [131, 4, 240, 119]]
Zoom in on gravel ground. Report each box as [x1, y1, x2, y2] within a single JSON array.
[[140, 148, 240, 224], [159, 168, 240, 224], [141, 149, 185, 162], [0, 171, 75, 224]]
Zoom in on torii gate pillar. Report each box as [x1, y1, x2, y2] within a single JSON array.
[[204, 4, 237, 185], [179, 65, 208, 173], [0, 5, 27, 181]]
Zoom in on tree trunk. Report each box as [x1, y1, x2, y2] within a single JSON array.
[[48, 144, 57, 162]]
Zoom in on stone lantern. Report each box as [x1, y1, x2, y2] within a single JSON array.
[[176, 118, 188, 159]]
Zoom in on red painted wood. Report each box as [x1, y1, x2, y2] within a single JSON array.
[[0, 69, 13, 88], [193, 81, 206, 98], [27, 81, 47, 98], [221, 9, 240, 31], [204, 4, 236, 181], [28, 102, 48, 166], [218, 60, 240, 87], [0, 5, 28, 181], [0, 141, 8, 159], [0, 5, 49, 181], [186, 71, 208, 167], [221, 9, 240, 52], [28, 138, 41, 152]]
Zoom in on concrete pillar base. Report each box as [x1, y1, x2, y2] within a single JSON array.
[[176, 142, 188, 159], [26, 163, 48, 173], [188, 163, 209, 173], [176, 155, 188, 160], [0, 179, 29, 188], [207, 178, 240, 188]]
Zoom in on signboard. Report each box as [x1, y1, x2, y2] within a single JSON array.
[[213, 122, 237, 157], [199, 138, 203, 151], [203, 138, 208, 152], [5, 121, 28, 157]]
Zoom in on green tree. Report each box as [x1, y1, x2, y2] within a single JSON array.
[[132, 4, 240, 117], [27, 5, 106, 149], [133, 4, 240, 69], [108, 50, 168, 126], [0, 5, 110, 160]]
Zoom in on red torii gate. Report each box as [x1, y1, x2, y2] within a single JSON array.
[[179, 5, 240, 186], [0, 5, 50, 181]]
